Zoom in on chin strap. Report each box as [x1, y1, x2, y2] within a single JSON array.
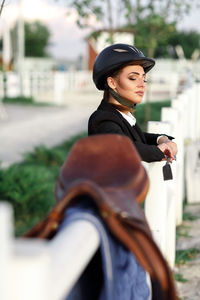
[[109, 88, 136, 111]]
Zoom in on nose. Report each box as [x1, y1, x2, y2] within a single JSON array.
[[137, 77, 145, 87]]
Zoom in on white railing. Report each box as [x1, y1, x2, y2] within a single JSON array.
[[0, 71, 96, 105], [0, 69, 183, 105], [0, 202, 100, 300], [144, 83, 200, 268], [0, 83, 200, 299]]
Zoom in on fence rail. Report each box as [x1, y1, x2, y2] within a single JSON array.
[[0, 69, 183, 105], [0, 83, 200, 299], [0, 202, 100, 300]]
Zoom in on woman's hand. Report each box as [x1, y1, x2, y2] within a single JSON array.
[[157, 140, 178, 162]]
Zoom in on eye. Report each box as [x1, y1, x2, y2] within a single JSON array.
[[129, 78, 136, 81]]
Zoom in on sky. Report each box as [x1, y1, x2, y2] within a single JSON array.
[[1, 0, 200, 61]]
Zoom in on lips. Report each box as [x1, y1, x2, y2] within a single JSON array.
[[136, 91, 144, 96]]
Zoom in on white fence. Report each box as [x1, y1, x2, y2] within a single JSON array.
[[0, 202, 100, 300], [0, 83, 200, 299], [0, 71, 96, 105], [144, 83, 200, 268], [0, 67, 187, 105]]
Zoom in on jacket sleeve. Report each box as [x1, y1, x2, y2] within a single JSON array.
[[89, 120, 165, 163], [143, 132, 174, 145], [134, 141, 165, 162]]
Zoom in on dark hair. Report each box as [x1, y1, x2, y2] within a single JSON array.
[[103, 89, 110, 102]]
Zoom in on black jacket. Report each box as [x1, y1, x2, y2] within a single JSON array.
[[88, 100, 172, 162]]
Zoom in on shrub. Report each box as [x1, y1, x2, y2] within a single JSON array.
[[0, 133, 87, 236], [0, 163, 55, 236], [134, 100, 171, 130], [3, 96, 34, 104]]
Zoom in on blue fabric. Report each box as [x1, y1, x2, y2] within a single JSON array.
[[59, 199, 150, 300]]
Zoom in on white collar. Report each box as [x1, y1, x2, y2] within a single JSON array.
[[117, 110, 136, 126]]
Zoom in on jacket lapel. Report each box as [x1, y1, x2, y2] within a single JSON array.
[[98, 100, 146, 143]]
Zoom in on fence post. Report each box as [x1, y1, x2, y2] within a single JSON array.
[[161, 107, 184, 226], [185, 142, 200, 203], [144, 121, 176, 268], [54, 72, 66, 105], [49, 220, 100, 300], [0, 202, 13, 300], [194, 83, 200, 140], [11, 239, 50, 300], [175, 93, 190, 141], [184, 86, 197, 142]]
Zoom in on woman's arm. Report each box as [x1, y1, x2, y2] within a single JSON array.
[[157, 136, 178, 162], [144, 133, 174, 145]]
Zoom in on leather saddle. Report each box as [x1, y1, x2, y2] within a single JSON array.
[[25, 134, 177, 300]]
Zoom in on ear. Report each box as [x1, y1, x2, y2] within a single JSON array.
[[107, 76, 117, 90]]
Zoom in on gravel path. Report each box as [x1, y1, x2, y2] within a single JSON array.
[[175, 204, 200, 300], [0, 103, 97, 167]]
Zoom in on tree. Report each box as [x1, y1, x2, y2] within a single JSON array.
[[168, 30, 200, 59], [60, 0, 199, 121], [12, 21, 51, 58], [129, 14, 176, 58], [0, 0, 6, 16], [63, 1, 190, 30], [61, 0, 200, 57], [24, 21, 50, 57]]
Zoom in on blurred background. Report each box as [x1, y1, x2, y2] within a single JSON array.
[[0, 0, 200, 236], [1, 3, 200, 300], [0, 0, 200, 105]]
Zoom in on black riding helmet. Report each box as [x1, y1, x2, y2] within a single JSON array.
[[93, 43, 155, 90]]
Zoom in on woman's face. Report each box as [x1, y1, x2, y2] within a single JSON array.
[[108, 64, 147, 104]]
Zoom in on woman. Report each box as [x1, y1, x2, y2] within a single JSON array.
[[88, 43, 177, 163]]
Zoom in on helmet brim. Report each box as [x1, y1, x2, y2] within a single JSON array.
[[92, 43, 155, 90], [95, 58, 155, 90]]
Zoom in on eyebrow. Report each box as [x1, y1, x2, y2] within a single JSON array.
[[128, 72, 146, 76]]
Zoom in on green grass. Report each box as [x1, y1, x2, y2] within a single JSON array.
[[175, 248, 200, 265], [2, 96, 53, 106], [3, 96, 35, 104], [176, 224, 192, 240], [174, 272, 188, 283], [183, 211, 200, 221]]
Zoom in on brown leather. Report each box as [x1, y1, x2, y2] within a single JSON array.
[[24, 134, 177, 299]]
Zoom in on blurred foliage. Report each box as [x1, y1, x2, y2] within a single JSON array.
[[2, 96, 53, 106], [24, 21, 50, 57], [0, 0, 6, 16], [153, 29, 200, 59], [175, 248, 200, 265], [11, 21, 50, 57], [167, 30, 200, 59], [134, 100, 171, 131], [131, 15, 176, 58], [63, 0, 199, 58], [174, 272, 188, 283], [2, 96, 34, 104], [176, 224, 192, 240], [183, 211, 200, 221], [0, 164, 56, 236], [0, 133, 86, 236]]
